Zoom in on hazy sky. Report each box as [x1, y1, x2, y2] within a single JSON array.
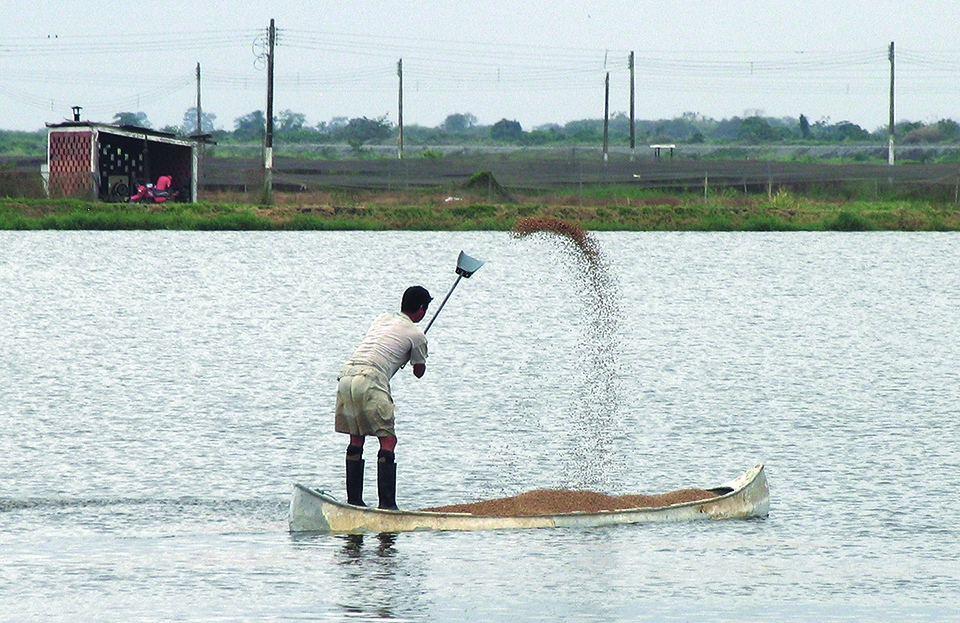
[[2, 1, 959, 133]]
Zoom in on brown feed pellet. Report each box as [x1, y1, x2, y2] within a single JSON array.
[[420, 488, 720, 516]]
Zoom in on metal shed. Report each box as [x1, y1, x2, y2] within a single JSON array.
[[45, 122, 202, 202]]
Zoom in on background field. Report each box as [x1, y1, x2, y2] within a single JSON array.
[[199, 151, 960, 201]]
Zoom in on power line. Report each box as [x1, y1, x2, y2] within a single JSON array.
[[2, 29, 960, 126], [0, 30, 259, 58]]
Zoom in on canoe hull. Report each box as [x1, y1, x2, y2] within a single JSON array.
[[289, 464, 769, 533]]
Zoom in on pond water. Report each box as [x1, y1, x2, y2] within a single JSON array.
[[1, 230, 958, 622]]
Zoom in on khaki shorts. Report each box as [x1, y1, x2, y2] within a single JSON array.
[[335, 372, 395, 437]]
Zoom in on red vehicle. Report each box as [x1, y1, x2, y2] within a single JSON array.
[[129, 175, 178, 203]]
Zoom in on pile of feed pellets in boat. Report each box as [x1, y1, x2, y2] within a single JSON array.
[[420, 488, 719, 516]]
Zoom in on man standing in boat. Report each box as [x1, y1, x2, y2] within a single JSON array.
[[335, 286, 432, 510]]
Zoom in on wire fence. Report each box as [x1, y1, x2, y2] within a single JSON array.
[[195, 149, 960, 202], [5, 148, 960, 202]]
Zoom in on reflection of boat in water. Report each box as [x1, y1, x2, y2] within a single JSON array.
[[289, 464, 769, 533]]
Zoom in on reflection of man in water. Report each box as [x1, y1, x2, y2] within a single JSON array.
[[335, 286, 431, 510]]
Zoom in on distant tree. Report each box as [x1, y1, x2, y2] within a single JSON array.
[[337, 116, 392, 150], [565, 119, 602, 141], [277, 110, 307, 133], [901, 120, 960, 144], [442, 113, 478, 132], [526, 124, 565, 145], [606, 112, 633, 140], [234, 110, 266, 140], [0, 129, 48, 158], [737, 116, 779, 143], [522, 130, 553, 146], [533, 123, 563, 133], [181, 107, 217, 134], [830, 121, 870, 142], [491, 119, 523, 142], [902, 124, 940, 144], [274, 110, 318, 142], [642, 115, 703, 142], [113, 112, 150, 128], [711, 117, 742, 140], [937, 118, 960, 142], [896, 120, 923, 136]]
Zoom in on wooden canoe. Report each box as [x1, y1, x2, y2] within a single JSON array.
[[288, 464, 769, 533]]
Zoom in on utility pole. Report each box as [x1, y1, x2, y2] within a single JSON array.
[[397, 58, 404, 159], [264, 19, 276, 200], [195, 62, 204, 200], [888, 41, 895, 166], [195, 62, 202, 134], [602, 72, 610, 162], [629, 52, 636, 158]]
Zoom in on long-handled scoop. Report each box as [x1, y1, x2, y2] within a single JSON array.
[[424, 251, 484, 333]]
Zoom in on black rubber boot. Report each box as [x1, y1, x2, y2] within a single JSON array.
[[345, 445, 366, 507], [377, 450, 399, 510]]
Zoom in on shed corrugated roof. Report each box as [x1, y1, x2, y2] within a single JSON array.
[[46, 121, 213, 144]]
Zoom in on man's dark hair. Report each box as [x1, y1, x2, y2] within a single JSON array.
[[401, 285, 432, 313]]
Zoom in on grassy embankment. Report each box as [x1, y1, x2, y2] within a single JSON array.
[[2, 187, 959, 231]]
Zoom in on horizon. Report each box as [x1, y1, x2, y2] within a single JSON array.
[[0, 109, 912, 138]]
